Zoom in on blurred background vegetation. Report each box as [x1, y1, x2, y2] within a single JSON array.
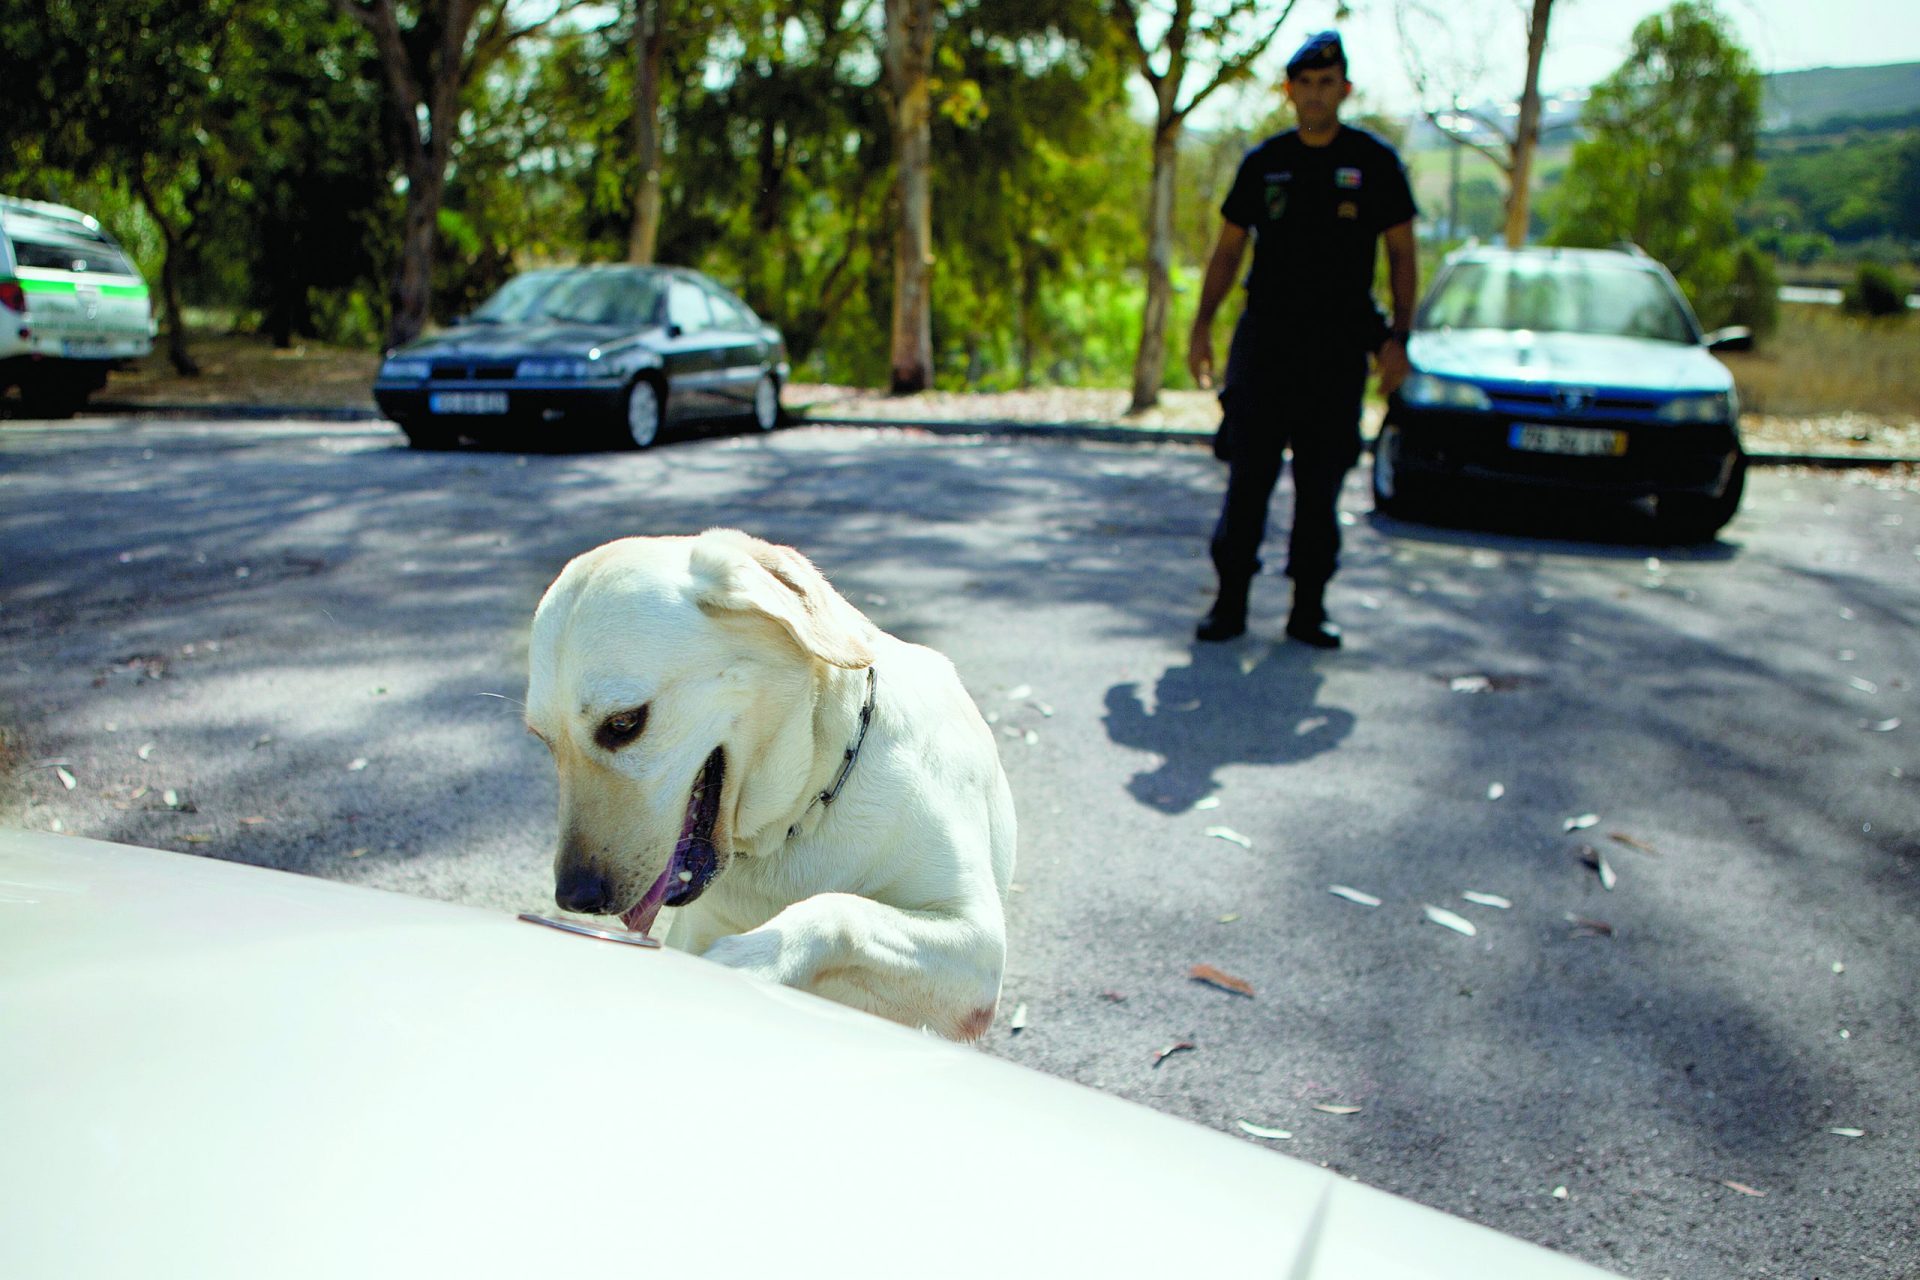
[[2, 0, 1914, 398]]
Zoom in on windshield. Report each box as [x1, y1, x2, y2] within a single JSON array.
[[534, 272, 664, 327], [10, 234, 136, 277], [469, 272, 568, 323], [1423, 258, 1697, 344]]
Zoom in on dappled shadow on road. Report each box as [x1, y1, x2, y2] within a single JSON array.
[[1103, 642, 1353, 813]]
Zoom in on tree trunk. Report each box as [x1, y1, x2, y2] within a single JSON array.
[[1505, 0, 1554, 248], [388, 153, 445, 348], [130, 172, 200, 377], [625, 0, 664, 265], [1129, 119, 1180, 413], [884, 0, 935, 395]]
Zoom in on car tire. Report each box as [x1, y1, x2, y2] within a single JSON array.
[[1656, 452, 1746, 543], [17, 371, 90, 420], [397, 418, 459, 451], [751, 373, 782, 432], [1370, 423, 1426, 517], [620, 377, 664, 450]]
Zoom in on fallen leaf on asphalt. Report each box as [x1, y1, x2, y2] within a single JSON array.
[[131, 785, 149, 800], [1862, 718, 1901, 732], [1237, 1121, 1293, 1140], [1423, 904, 1478, 936], [1449, 675, 1493, 693], [1487, 782, 1506, 800], [1328, 884, 1382, 906], [1462, 891, 1512, 909], [348, 757, 369, 772], [1579, 845, 1618, 890], [1551, 1186, 1570, 1200], [1217, 912, 1240, 923], [1849, 677, 1878, 693], [1099, 991, 1127, 1002], [162, 789, 180, 808], [239, 816, 268, 825], [1005, 684, 1033, 701], [1192, 795, 1222, 811], [1152, 1041, 1196, 1067], [1190, 964, 1255, 997], [344, 847, 369, 859], [1312, 1104, 1362, 1115], [138, 742, 156, 761], [1720, 1180, 1766, 1197], [1564, 813, 1599, 831], [182, 834, 213, 844], [54, 767, 77, 792], [1609, 831, 1660, 856], [1022, 729, 1039, 746], [1565, 915, 1615, 938], [1009, 1002, 1029, 1032], [1829, 1127, 1865, 1138], [1205, 825, 1252, 849]]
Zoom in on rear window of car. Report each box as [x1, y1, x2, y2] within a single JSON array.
[[1425, 258, 1696, 344], [9, 234, 136, 277]]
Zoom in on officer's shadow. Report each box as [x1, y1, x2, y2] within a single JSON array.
[[1103, 641, 1354, 813]]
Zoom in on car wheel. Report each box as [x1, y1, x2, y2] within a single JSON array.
[[1370, 423, 1422, 516], [18, 371, 90, 420], [1656, 452, 1746, 543], [621, 378, 663, 449], [751, 373, 782, 432]]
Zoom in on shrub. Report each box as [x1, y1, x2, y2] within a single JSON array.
[[1843, 263, 1909, 318]]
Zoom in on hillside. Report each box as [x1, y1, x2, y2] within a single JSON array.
[[1762, 61, 1920, 132]]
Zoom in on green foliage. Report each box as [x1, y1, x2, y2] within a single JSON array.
[[1843, 263, 1909, 318], [1726, 242, 1779, 338], [1546, 1, 1765, 329], [1748, 128, 1920, 248]]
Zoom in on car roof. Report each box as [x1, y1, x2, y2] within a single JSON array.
[[0, 831, 1619, 1280], [1441, 244, 1665, 273], [0, 194, 107, 236]]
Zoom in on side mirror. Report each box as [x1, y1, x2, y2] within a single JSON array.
[[1704, 326, 1752, 353]]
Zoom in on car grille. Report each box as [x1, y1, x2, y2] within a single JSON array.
[[430, 361, 517, 381]]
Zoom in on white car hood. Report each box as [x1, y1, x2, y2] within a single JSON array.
[[1412, 329, 1734, 395], [0, 832, 1616, 1279]]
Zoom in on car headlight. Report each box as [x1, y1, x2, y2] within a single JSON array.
[[1656, 392, 1734, 423], [516, 357, 603, 380], [379, 358, 430, 381], [1400, 372, 1492, 411]]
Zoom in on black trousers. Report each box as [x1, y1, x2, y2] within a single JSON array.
[[1208, 316, 1368, 589]]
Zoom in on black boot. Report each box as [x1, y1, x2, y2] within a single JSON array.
[[1196, 577, 1250, 642], [1285, 580, 1341, 649]]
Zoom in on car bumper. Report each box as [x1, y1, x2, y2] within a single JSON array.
[[1384, 406, 1742, 498], [373, 380, 628, 428]]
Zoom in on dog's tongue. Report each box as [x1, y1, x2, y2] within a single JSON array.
[[621, 864, 677, 937]]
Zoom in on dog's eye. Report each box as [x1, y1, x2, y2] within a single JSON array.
[[595, 705, 649, 752]]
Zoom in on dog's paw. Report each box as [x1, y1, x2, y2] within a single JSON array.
[[700, 929, 798, 986]]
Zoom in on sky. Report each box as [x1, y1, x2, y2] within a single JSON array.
[[1231, 0, 1920, 117]]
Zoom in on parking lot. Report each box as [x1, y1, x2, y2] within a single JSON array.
[[2, 417, 1916, 1278]]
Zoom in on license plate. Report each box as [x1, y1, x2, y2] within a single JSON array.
[[1509, 423, 1626, 456], [62, 339, 117, 358], [430, 391, 508, 415]]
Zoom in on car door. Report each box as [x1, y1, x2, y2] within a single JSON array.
[[699, 283, 768, 417], [658, 279, 719, 420]]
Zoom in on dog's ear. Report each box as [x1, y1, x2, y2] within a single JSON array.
[[688, 529, 876, 669]]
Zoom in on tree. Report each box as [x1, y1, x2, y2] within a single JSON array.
[[1396, 0, 1555, 247], [883, 0, 938, 393], [330, 0, 584, 348], [1112, 0, 1299, 413], [1547, 1, 1762, 328]]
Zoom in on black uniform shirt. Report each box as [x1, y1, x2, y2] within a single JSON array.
[[1221, 126, 1417, 339]]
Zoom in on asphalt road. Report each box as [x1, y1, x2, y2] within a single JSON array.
[[3, 417, 1916, 1279]]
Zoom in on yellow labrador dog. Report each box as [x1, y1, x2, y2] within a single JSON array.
[[525, 529, 1016, 1041]]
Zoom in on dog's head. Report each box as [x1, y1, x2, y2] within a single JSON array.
[[525, 529, 875, 934]]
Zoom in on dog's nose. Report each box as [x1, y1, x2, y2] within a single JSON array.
[[555, 866, 614, 915]]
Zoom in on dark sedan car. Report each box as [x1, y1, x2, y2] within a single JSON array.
[[373, 265, 789, 450], [1373, 245, 1750, 540]]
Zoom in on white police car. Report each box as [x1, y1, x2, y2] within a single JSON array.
[[1, 195, 155, 418], [1375, 245, 1750, 541]]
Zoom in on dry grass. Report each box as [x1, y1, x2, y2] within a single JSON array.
[[1724, 305, 1920, 420], [99, 331, 380, 410]]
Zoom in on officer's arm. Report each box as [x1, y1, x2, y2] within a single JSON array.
[[1188, 222, 1249, 389], [1375, 220, 1418, 397]]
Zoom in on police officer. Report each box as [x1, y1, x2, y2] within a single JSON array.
[[1187, 30, 1418, 647]]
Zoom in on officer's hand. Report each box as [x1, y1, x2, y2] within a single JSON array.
[[1188, 328, 1215, 391], [1375, 338, 1410, 398]]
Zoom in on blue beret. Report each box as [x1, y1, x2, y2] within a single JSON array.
[[1286, 30, 1346, 78]]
